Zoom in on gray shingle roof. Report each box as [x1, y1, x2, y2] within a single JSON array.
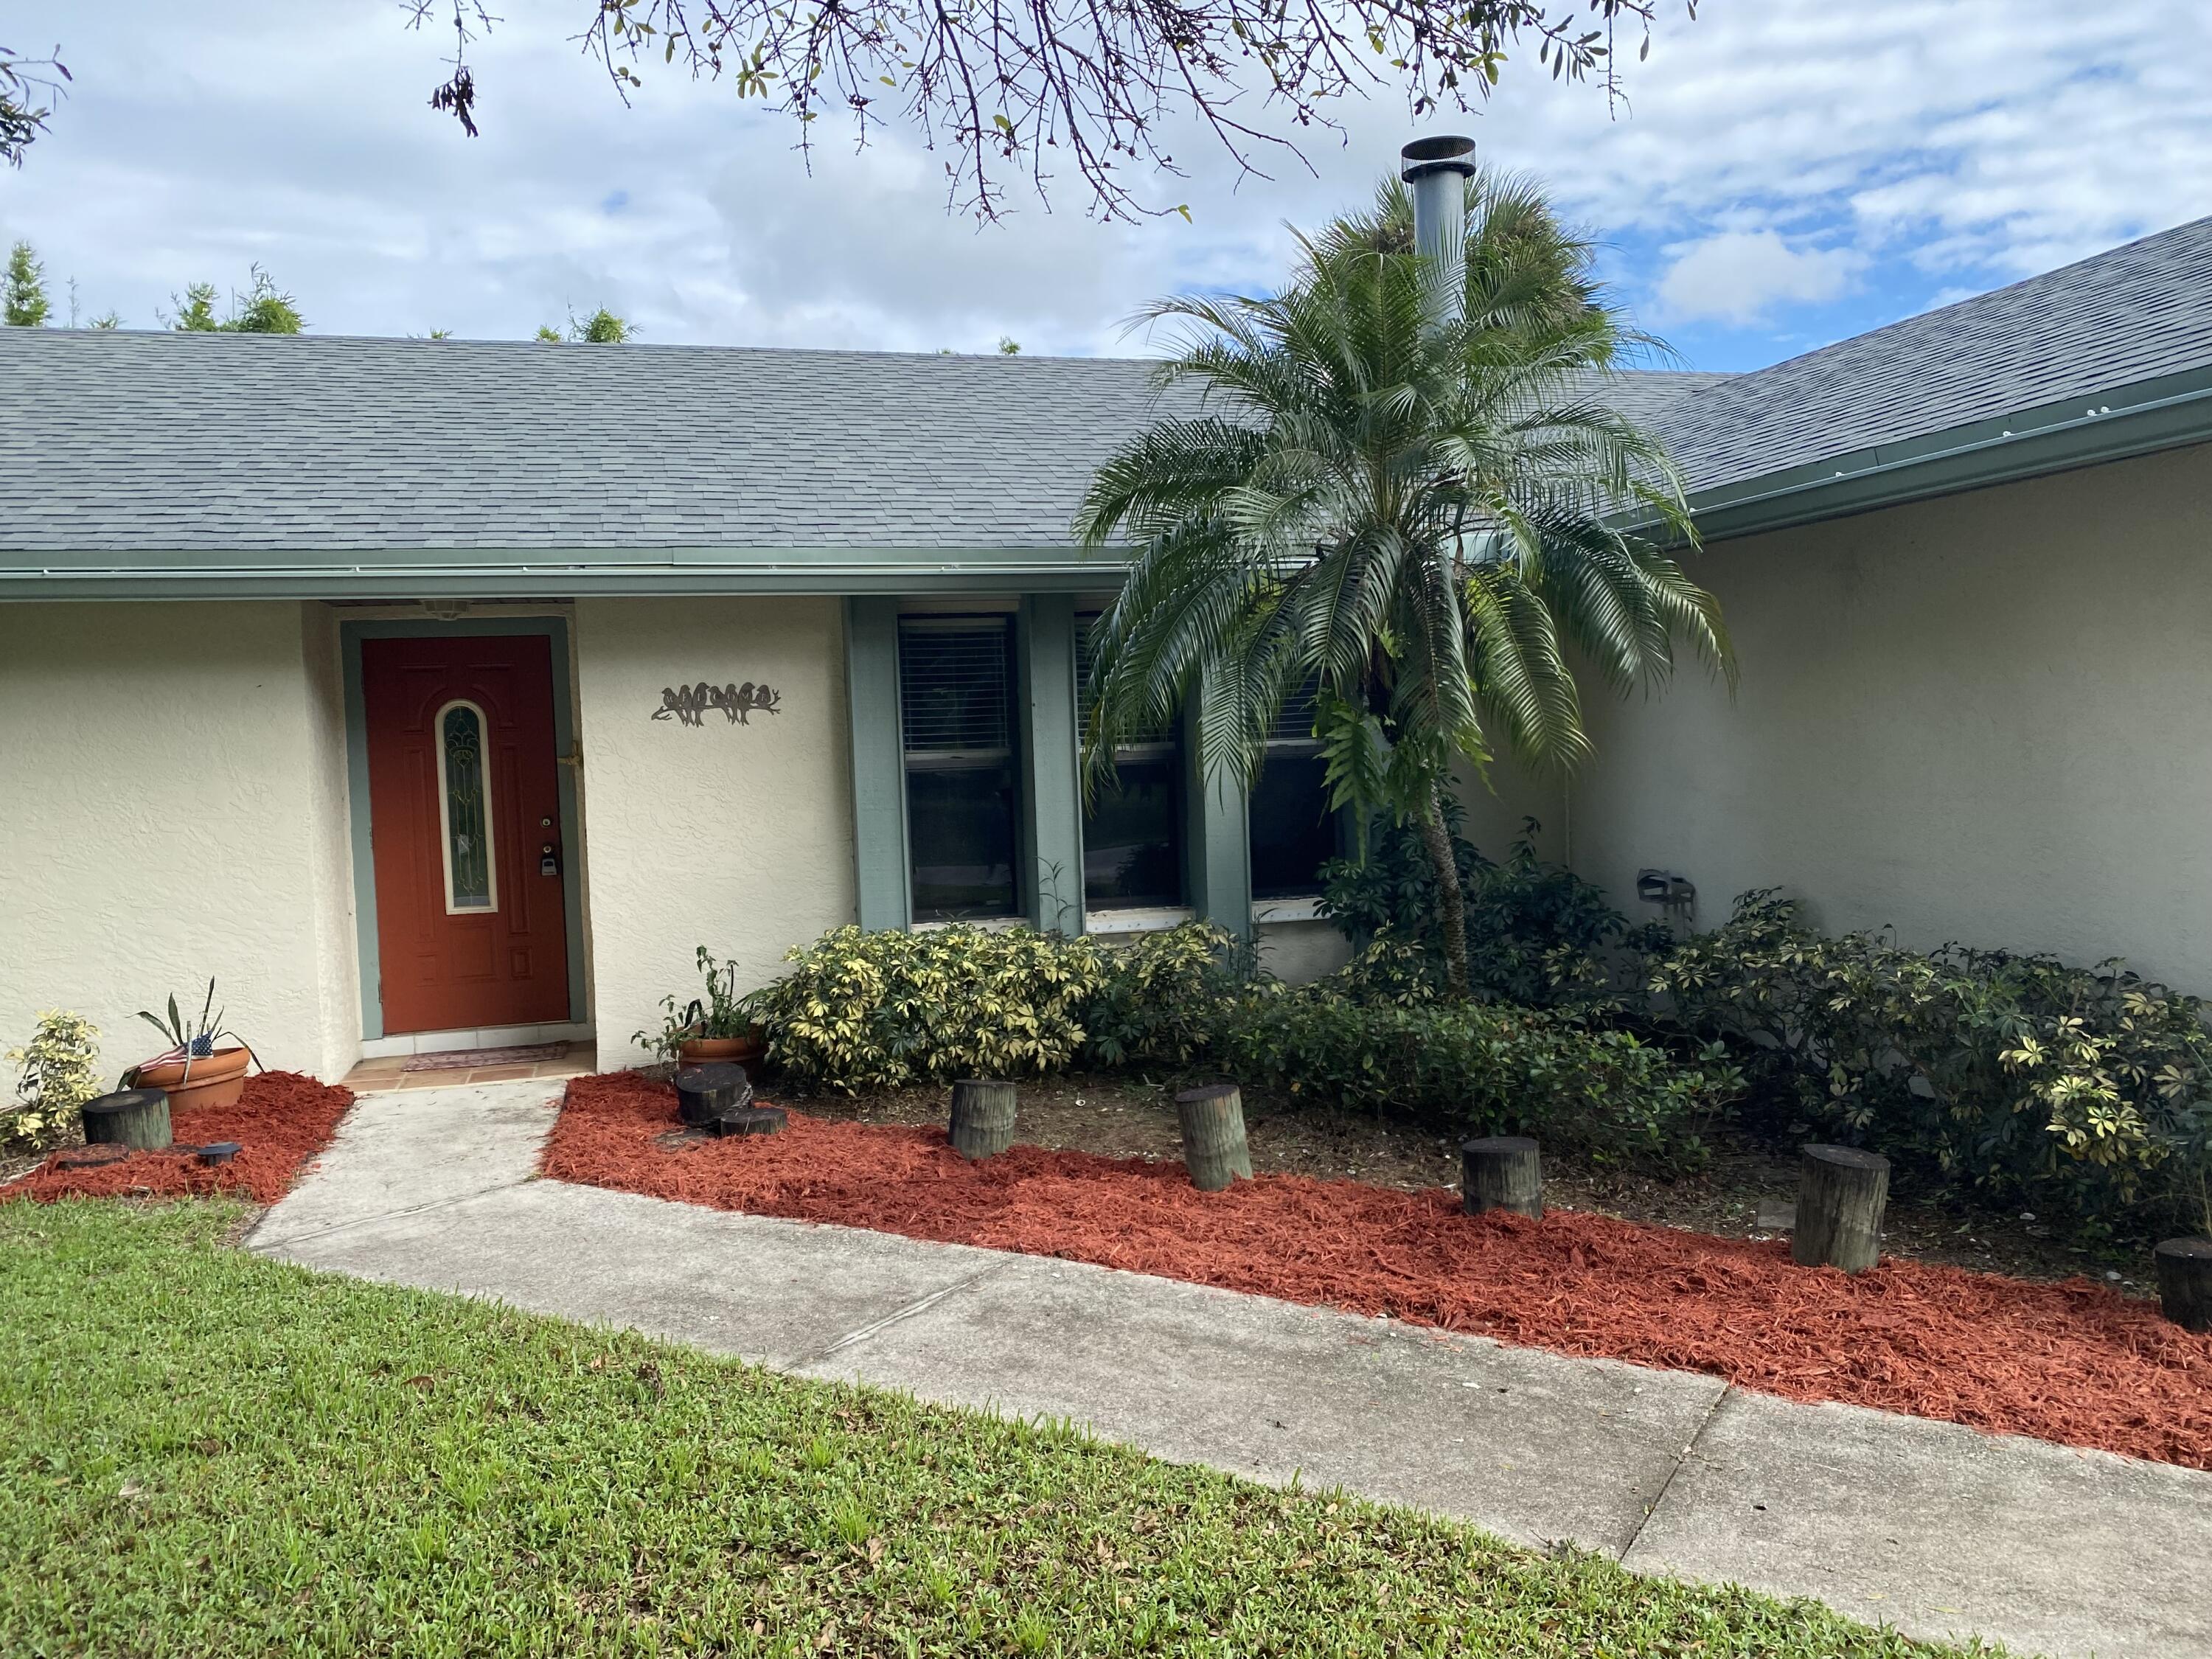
[[1667, 215, 2212, 492], [0, 334, 1196, 553], [6, 213, 2211, 556]]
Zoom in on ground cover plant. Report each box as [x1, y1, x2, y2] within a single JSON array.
[[0, 1199, 1994, 1659], [4, 1071, 351, 1205], [551, 1073, 2212, 1471]]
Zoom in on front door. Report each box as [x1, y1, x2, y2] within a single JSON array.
[[362, 633, 571, 1034]]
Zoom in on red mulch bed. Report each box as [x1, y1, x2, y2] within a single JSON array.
[[551, 1071, 2212, 1472], [5, 1072, 354, 1206]]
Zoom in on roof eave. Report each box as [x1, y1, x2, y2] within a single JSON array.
[[1682, 363, 2212, 545], [0, 546, 1139, 602]]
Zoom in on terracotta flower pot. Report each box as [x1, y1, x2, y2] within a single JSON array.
[[132, 1046, 252, 1114], [677, 1034, 765, 1073]]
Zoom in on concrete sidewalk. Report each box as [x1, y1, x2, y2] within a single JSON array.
[[251, 1080, 2212, 1659]]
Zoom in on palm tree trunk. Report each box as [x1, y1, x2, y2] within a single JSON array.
[[1416, 785, 1471, 999]]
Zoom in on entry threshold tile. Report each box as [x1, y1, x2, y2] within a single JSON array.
[[263, 1181, 1012, 1371], [793, 1248, 1724, 1556], [1621, 1386, 2212, 1659]]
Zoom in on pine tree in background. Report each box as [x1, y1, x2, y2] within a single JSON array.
[[567, 307, 630, 343], [4, 238, 49, 326]]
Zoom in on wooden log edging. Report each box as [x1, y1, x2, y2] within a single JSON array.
[[2154, 1238, 2212, 1332], [80, 1088, 171, 1152], [674, 1062, 752, 1127], [709, 1106, 787, 1138], [1175, 1085, 1253, 1192], [1461, 1135, 1543, 1218], [948, 1080, 1018, 1161], [1793, 1144, 1890, 1273]]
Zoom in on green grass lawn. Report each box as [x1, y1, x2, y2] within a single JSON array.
[[0, 1200, 1997, 1658]]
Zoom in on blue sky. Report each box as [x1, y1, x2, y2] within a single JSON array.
[[4, 1, 2208, 372]]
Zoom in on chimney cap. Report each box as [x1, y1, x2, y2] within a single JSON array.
[[1400, 134, 1477, 181]]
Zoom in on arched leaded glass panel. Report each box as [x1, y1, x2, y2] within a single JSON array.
[[437, 701, 497, 911]]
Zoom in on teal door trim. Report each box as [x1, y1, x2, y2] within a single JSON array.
[[339, 615, 588, 1040], [844, 597, 912, 931], [1017, 595, 1085, 936]]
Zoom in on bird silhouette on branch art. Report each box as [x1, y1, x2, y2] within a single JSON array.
[[653, 681, 782, 728]]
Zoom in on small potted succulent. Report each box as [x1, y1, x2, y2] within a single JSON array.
[[635, 947, 766, 1073], [125, 980, 258, 1113]]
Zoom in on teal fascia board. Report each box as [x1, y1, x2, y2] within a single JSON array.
[[1017, 595, 1085, 936], [844, 597, 912, 932], [338, 615, 588, 1041], [0, 544, 1140, 601], [1685, 366, 2212, 545]]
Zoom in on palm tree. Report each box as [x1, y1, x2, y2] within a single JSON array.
[[1075, 171, 1733, 998]]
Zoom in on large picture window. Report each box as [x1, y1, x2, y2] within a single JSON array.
[[1248, 683, 1340, 901], [900, 617, 1021, 921], [1076, 617, 1186, 912]]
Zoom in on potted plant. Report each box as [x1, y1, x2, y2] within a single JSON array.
[[635, 948, 766, 1072], [125, 981, 258, 1113]]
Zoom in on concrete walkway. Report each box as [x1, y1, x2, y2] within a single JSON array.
[[251, 1080, 2212, 1659]]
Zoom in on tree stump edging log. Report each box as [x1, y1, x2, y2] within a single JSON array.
[[1461, 1135, 1543, 1218], [674, 1062, 753, 1127], [708, 1105, 787, 1138], [2154, 1237, 2212, 1332], [1175, 1084, 1253, 1192], [948, 1079, 1018, 1161], [1793, 1144, 1891, 1273], [80, 1088, 172, 1152]]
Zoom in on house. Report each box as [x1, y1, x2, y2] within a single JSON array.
[[4, 204, 2211, 1082]]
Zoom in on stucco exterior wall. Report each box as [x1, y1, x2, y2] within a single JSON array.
[[576, 597, 858, 1065], [0, 602, 347, 1082], [1571, 442, 2212, 986], [299, 604, 362, 1077]]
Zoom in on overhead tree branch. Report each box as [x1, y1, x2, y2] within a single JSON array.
[[406, 0, 1691, 220]]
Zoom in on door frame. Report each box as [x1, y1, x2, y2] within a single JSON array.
[[341, 616, 588, 1041]]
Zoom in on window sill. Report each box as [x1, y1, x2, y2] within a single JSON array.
[[1251, 896, 1327, 925], [1085, 905, 1196, 936], [912, 915, 1034, 933]]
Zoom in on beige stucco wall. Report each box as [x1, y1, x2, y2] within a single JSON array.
[[0, 602, 356, 1084], [576, 597, 858, 1065], [1571, 442, 2212, 987]]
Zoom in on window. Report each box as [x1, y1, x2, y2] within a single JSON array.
[[1077, 617, 1186, 911], [1248, 682, 1340, 900], [900, 617, 1020, 921], [435, 699, 498, 913]]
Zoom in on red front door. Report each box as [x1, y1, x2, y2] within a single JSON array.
[[363, 634, 571, 1034]]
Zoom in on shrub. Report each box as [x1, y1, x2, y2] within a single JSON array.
[[1079, 922, 1244, 1068], [1644, 891, 2212, 1239], [4, 1010, 101, 1151], [754, 925, 1108, 1091], [1320, 813, 1624, 1008], [1211, 967, 1738, 1172]]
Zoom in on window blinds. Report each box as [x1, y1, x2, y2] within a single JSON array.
[[899, 619, 1013, 755]]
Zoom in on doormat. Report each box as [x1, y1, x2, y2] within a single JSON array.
[[403, 1043, 566, 1072]]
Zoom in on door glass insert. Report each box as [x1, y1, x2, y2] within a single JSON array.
[[436, 700, 498, 912]]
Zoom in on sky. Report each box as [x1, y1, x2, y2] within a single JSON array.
[[3, 1, 2210, 371]]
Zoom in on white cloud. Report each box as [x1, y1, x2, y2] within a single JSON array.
[[1653, 231, 1863, 324], [2, 0, 2209, 361]]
